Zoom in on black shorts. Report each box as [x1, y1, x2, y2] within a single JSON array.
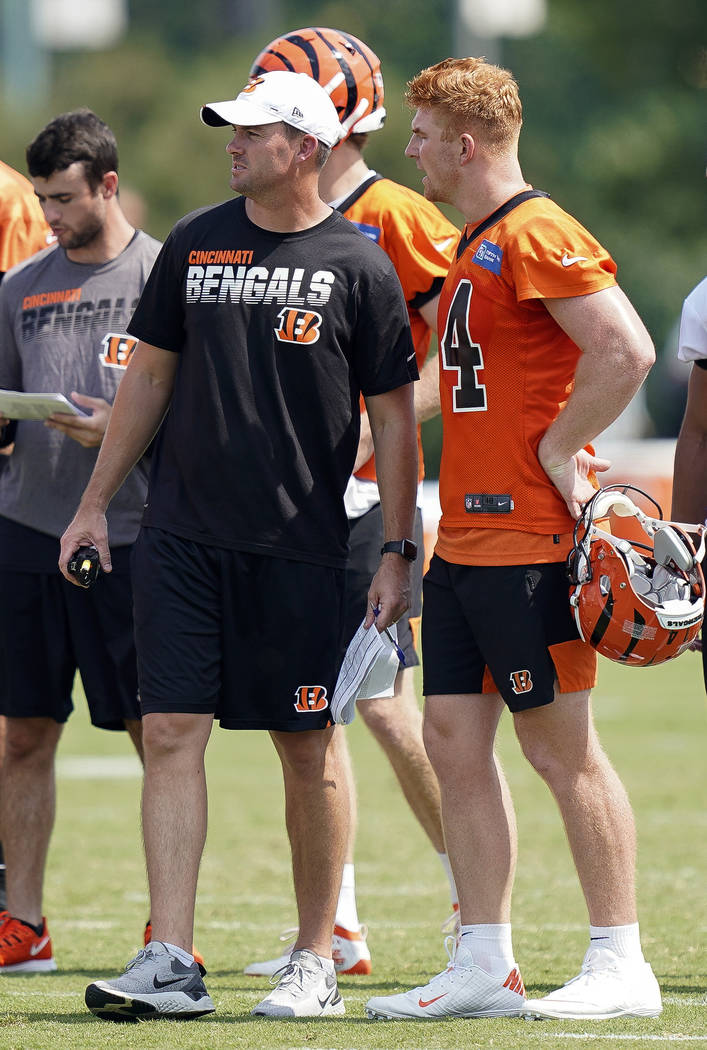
[[132, 527, 345, 732], [341, 504, 424, 668], [0, 547, 139, 730], [422, 554, 596, 712]]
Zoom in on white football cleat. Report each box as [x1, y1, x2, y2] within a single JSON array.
[[365, 941, 525, 1020], [252, 948, 345, 1018], [244, 923, 371, 976], [523, 946, 662, 1020]]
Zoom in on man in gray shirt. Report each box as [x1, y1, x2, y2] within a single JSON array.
[[0, 109, 160, 972]]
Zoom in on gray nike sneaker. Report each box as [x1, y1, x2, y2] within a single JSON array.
[[85, 941, 215, 1022], [252, 948, 345, 1017]]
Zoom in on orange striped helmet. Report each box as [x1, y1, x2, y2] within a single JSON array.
[[567, 485, 706, 667], [250, 28, 386, 141]]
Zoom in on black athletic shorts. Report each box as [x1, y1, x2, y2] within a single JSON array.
[[341, 504, 424, 667], [0, 546, 140, 730], [133, 527, 346, 732], [422, 554, 596, 712]]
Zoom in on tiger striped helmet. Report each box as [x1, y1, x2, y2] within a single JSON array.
[[250, 27, 386, 141]]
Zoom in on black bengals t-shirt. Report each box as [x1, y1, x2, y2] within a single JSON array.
[[128, 197, 417, 568]]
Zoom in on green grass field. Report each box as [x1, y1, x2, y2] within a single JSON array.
[[1, 655, 706, 1049]]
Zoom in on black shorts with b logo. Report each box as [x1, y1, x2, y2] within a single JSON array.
[[422, 554, 594, 712], [133, 527, 345, 732]]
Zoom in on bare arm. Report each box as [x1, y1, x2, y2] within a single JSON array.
[[59, 341, 178, 580], [362, 383, 418, 630], [538, 285, 655, 518], [415, 295, 442, 424], [353, 295, 441, 472], [672, 363, 707, 524]]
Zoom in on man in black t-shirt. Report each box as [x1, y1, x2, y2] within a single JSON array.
[[60, 71, 418, 1022]]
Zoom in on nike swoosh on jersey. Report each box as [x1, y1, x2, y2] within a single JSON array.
[[407, 352, 416, 362], [418, 992, 448, 1008], [29, 937, 50, 956], [561, 253, 588, 267], [433, 237, 456, 253]]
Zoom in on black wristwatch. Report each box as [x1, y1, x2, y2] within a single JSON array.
[[381, 539, 418, 562]]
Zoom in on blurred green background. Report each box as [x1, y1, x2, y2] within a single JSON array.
[[1, 0, 705, 459]]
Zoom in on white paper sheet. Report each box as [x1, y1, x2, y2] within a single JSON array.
[[331, 620, 400, 725], [0, 390, 85, 420]]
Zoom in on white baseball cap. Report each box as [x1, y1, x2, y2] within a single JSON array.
[[201, 70, 343, 148]]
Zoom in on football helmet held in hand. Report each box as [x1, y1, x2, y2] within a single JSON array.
[[567, 485, 705, 667]]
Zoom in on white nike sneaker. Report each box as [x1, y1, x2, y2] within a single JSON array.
[[244, 923, 371, 977], [365, 941, 526, 1020], [252, 948, 345, 1017], [523, 946, 663, 1020]]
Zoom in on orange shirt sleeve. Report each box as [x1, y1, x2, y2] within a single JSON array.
[[510, 212, 617, 302]]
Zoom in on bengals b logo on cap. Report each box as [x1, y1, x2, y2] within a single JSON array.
[[509, 669, 533, 695], [294, 685, 329, 712], [275, 308, 322, 345], [243, 76, 265, 93]]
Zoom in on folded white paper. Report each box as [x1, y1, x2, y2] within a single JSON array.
[[0, 390, 85, 420], [331, 620, 400, 725]]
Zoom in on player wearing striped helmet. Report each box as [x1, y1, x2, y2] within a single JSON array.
[[250, 27, 386, 140]]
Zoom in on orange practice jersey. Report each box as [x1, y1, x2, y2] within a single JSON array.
[[0, 161, 51, 276], [435, 189, 617, 565], [340, 174, 458, 483]]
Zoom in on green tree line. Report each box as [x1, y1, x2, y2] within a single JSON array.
[[1, 0, 704, 449]]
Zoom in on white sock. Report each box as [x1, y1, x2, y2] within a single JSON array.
[[437, 852, 459, 908], [160, 941, 195, 967], [589, 922, 644, 961], [334, 862, 361, 932], [458, 923, 515, 977]]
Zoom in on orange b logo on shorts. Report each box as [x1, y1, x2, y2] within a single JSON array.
[[509, 669, 533, 695], [294, 685, 329, 713]]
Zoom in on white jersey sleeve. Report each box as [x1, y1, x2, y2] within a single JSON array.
[[677, 276, 707, 363]]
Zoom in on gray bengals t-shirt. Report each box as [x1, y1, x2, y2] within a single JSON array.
[[0, 230, 161, 544]]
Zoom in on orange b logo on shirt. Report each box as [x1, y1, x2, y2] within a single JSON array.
[[99, 333, 138, 369], [275, 308, 322, 345], [294, 685, 329, 712]]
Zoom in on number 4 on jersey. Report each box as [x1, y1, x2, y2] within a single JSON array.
[[439, 279, 487, 412]]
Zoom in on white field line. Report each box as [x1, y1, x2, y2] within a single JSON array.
[[52, 916, 589, 933], [56, 755, 142, 779], [282, 1041, 707, 1050], [526, 1036, 707, 1043]]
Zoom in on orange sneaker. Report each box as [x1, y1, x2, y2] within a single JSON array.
[[332, 923, 372, 975], [144, 921, 206, 976], [0, 916, 57, 973]]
